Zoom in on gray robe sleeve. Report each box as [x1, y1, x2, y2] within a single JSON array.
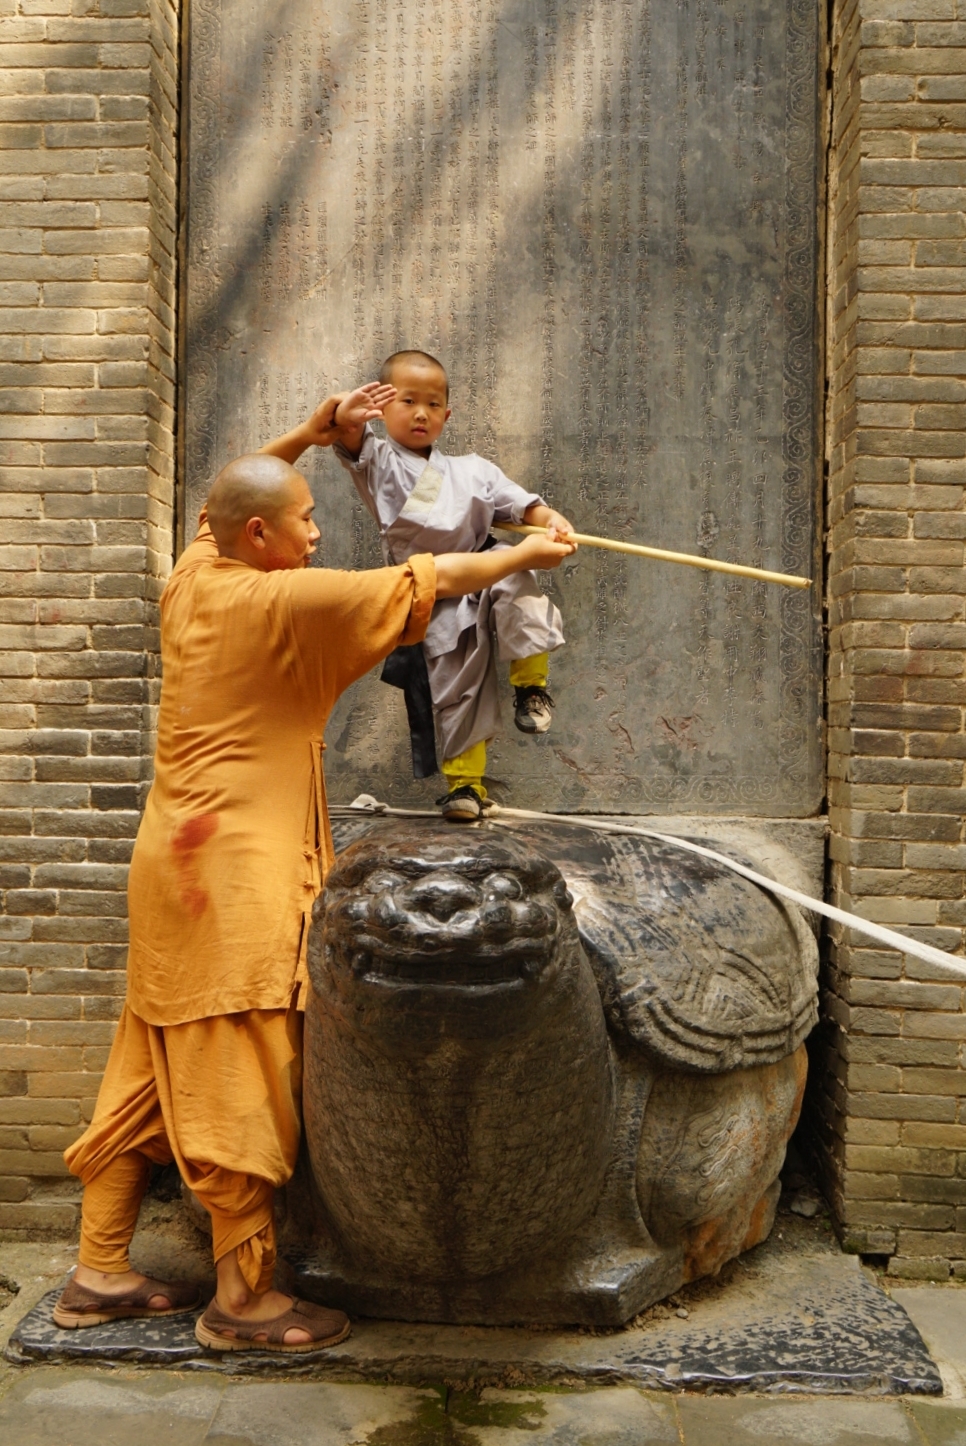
[[333, 424, 384, 527], [485, 460, 544, 524]]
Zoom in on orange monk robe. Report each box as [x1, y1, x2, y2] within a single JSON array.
[[66, 1005, 303, 1291], [125, 515, 435, 1025], [66, 516, 435, 1286]]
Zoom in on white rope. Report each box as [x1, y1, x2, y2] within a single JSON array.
[[333, 795, 966, 983]]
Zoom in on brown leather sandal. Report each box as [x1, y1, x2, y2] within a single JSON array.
[[53, 1275, 202, 1329], [194, 1295, 351, 1354]]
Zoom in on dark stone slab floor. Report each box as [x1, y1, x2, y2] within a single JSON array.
[[5, 1251, 941, 1395]]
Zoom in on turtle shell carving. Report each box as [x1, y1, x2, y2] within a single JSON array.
[[293, 816, 819, 1327], [547, 827, 818, 1071]]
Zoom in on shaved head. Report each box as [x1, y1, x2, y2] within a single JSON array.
[[380, 349, 449, 399], [206, 454, 303, 546], [205, 453, 320, 571]]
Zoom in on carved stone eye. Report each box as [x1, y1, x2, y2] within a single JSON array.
[[553, 879, 574, 911], [483, 871, 523, 900], [366, 870, 405, 894]]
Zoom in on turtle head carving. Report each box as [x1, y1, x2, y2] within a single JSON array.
[[309, 825, 580, 1044], [303, 823, 614, 1281]]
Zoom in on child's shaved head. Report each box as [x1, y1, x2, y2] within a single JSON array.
[[380, 349, 449, 400]]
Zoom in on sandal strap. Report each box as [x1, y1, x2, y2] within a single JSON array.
[[58, 1275, 200, 1314], [200, 1296, 347, 1346]]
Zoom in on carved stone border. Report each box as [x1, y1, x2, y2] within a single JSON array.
[[778, 0, 823, 807]]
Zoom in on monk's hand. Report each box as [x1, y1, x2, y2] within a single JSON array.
[[289, 393, 348, 451], [259, 394, 353, 462], [334, 382, 397, 433], [515, 531, 577, 571]]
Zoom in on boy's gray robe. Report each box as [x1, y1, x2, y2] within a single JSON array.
[[335, 426, 565, 762]]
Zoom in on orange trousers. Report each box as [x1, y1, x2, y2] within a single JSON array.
[[64, 1002, 302, 1294]]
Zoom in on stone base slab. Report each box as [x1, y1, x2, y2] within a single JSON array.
[[6, 1251, 940, 1394]]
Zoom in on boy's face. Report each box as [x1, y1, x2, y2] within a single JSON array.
[[381, 361, 451, 454]]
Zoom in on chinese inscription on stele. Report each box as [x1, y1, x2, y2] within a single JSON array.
[[183, 0, 822, 815]]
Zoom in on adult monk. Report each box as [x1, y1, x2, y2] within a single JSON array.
[[55, 385, 576, 1354]]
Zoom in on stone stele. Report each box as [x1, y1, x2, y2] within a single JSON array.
[[182, 0, 823, 817], [289, 815, 819, 1326]]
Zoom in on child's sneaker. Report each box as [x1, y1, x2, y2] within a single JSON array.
[[514, 685, 554, 735], [436, 785, 484, 822]]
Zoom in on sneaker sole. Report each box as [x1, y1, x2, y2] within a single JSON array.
[[514, 716, 552, 735]]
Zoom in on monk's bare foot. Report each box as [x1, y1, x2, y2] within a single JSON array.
[[73, 1263, 178, 1312], [214, 1287, 313, 1345]]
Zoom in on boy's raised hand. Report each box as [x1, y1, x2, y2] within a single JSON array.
[[334, 382, 397, 433]]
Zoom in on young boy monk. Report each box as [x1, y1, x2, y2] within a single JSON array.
[[271, 350, 573, 821]]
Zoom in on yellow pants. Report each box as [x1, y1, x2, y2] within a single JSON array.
[[441, 653, 548, 798], [64, 1002, 302, 1293]]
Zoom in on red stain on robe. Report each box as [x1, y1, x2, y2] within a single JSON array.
[[172, 813, 219, 916]]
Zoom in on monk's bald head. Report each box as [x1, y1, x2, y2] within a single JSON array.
[[206, 454, 320, 570], [206, 454, 303, 546]]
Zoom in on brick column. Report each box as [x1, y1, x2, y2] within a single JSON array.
[[820, 0, 966, 1277], [0, 0, 178, 1235]]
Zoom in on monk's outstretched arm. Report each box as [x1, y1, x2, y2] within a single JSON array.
[[259, 384, 394, 465], [434, 532, 576, 598], [258, 395, 342, 465]]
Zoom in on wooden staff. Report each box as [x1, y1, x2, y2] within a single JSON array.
[[494, 523, 811, 590]]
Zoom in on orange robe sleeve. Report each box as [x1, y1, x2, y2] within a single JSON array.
[[286, 552, 437, 698]]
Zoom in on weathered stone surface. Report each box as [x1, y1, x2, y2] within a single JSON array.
[[306, 826, 615, 1286], [675, 1396, 921, 1445], [182, 0, 822, 815], [295, 815, 819, 1325], [638, 1060, 806, 1261], [892, 1286, 966, 1400]]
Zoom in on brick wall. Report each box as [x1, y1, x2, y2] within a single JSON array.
[[818, 0, 966, 1279], [0, 0, 178, 1236]]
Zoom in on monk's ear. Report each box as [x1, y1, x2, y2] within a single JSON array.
[[444, 407, 452, 423], [244, 515, 268, 550]]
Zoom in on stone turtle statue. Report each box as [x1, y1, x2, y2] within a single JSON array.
[[291, 816, 818, 1327]]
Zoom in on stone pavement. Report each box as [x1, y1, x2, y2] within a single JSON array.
[[4, 1366, 966, 1446], [2, 1241, 966, 1445]]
